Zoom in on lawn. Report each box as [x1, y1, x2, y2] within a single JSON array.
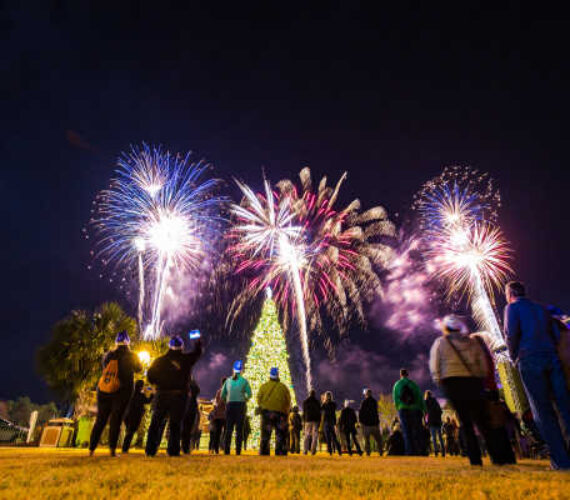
[[0, 448, 568, 499]]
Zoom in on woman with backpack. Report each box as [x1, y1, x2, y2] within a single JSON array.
[[429, 314, 492, 466], [89, 331, 143, 457]]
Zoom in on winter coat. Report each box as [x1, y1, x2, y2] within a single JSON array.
[[392, 377, 425, 412], [429, 332, 488, 384], [424, 395, 442, 427], [221, 375, 252, 403], [321, 401, 337, 425], [257, 379, 291, 414], [471, 333, 498, 392], [302, 395, 321, 423], [504, 297, 559, 362], [358, 396, 380, 426], [102, 345, 143, 394], [147, 345, 202, 392], [339, 407, 358, 432]]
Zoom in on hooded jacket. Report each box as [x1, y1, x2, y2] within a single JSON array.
[[429, 332, 488, 384], [392, 377, 425, 412]]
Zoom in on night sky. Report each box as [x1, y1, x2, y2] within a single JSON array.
[[2, 3, 569, 404]]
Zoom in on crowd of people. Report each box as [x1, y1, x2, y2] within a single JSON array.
[[88, 281, 570, 470]]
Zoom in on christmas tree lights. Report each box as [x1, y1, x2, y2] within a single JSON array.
[[244, 289, 297, 447]]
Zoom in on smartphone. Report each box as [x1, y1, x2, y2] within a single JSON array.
[[188, 329, 201, 340]]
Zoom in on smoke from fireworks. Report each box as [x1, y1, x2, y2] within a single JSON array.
[[90, 143, 223, 339], [228, 168, 395, 390], [413, 166, 512, 353]]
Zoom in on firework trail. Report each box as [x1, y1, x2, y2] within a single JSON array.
[[91, 143, 223, 339], [229, 179, 312, 390], [229, 168, 395, 390], [414, 166, 512, 354]]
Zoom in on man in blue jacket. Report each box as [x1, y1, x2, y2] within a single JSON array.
[[504, 281, 570, 470]]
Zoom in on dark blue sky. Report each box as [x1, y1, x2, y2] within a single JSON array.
[[2, 3, 569, 403]]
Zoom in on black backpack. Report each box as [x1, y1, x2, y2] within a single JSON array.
[[400, 382, 416, 406]]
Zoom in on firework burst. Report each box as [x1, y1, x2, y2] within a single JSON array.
[[414, 166, 512, 353], [228, 168, 395, 390], [90, 143, 223, 339]]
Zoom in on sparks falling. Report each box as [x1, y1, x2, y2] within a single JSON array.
[[228, 168, 394, 391], [414, 166, 512, 353], [90, 143, 223, 339]]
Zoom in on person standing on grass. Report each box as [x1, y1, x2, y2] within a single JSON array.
[[221, 361, 252, 455], [209, 377, 227, 454], [322, 391, 343, 456], [243, 415, 252, 450], [302, 389, 321, 455], [392, 368, 425, 456], [258, 367, 291, 456], [504, 281, 570, 470], [122, 379, 153, 453], [145, 335, 202, 457], [89, 331, 142, 457], [288, 406, 302, 454], [339, 400, 363, 456], [429, 314, 492, 466], [424, 390, 445, 457], [181, 377, 200, 455], [358, 388, 383, 456]]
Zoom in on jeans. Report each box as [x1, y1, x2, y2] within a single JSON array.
[[145, 391, 187, 456], [303, 422, 319, 454], [362, 425, 383, 455], [324, 422, 342, 455], [398, 409, 423, 456], [441, 377, 488, 465], [224, 402, 246, 455], [429, 425, 445, 456], [89, 389, 132, 453], [260, 410, 288, 455], [518, 354, 570, 469]]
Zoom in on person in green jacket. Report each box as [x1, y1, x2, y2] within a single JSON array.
[[257, 367, 291, 455], [221, 360, 252, 455], [392, 368, 425, 456]]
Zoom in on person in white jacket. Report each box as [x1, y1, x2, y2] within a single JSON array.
[[429, 314, 491, 466]]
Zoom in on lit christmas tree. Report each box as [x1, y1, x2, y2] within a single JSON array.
[[244, 289, 297, 447]]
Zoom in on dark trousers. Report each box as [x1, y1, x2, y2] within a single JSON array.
[[486, 427, 516, 465], [362, 425, 383, 455], [343, 429, 362, 455], [122, 411, 144, 453], [89, 389, 132, 452], [324, 422, 342, 455], [441, 377, 488, 465], [181, 398, 198, 454], [398, 408, 423, 456], [260, 410, 288, 455], [145, 391, 187, 457], [224, 402, 246, 455], [210, 419, 225, 453]]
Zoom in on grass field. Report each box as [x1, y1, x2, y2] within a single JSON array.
[[0, 448, 568, 499]]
